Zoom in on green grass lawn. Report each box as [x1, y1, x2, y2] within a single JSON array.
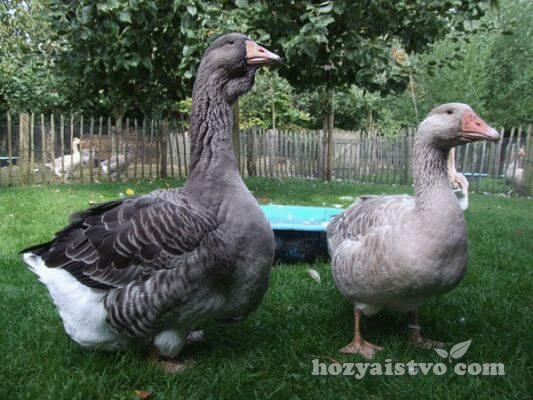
[[0, 178, 531, 399]]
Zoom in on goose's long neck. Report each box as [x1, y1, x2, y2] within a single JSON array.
[[185, 70, 243, 203], [412, 136, 460, 216]]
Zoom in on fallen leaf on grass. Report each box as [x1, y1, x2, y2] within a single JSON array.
[[134, 390, 153, 399], [307, 268, 321, 283]]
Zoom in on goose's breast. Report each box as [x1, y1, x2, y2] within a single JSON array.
[[332, 226, 468, 306], [218, 196, 275, 317], [383, 235, 468, 301]]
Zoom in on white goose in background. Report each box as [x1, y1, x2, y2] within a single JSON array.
[[505, 147, 525, 185], [447, 148, 469, 211], [327, 103, 499, 359], [21, 33, 280, 373], [46, 138, 90, 180]]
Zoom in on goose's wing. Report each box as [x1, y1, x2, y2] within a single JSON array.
[[21, 189, 221, 290], [327, 194, 416, 305], [327, 194, 414, 252]]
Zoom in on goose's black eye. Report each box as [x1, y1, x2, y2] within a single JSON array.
[[446, 110, 453, 115], [228, 41, 234, 45]]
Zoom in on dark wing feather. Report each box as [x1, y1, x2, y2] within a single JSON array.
[[21, 190, 219, 289]]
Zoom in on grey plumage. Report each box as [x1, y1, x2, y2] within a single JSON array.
[[21, 33, 280, 358], [100, 154, 130, 180], [327, 103, 500, 357]]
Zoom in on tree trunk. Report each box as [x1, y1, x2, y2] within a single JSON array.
[[272, 102, 276, 131], [409, 74, 419, 124], [232, 100, 241, 170]]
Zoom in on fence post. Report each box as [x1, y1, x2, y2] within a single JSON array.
[[29, 113, 35, 184], [402, 130, 410, 185], [160, 119, 168, 178], [321, 122, 327, 180], [522, 124, 532, 196], [7, 113, 13, 184], [40, 114, 46, 183], [48, 114, 56, 182], [247, 128, 256, 177], [326, 112, 334, 181], [19, 113, 30, 184]]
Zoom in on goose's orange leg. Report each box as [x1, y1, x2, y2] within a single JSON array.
[[408, 310, 444, 349], [340, 309, 383, 359]]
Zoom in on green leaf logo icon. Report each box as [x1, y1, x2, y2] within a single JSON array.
[[434, 348, 449, 358], [449, 339, 472, 360]]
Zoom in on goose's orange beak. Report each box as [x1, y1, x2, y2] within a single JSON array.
[[461, 112, 500, 142], [245, 40, 281, 66]]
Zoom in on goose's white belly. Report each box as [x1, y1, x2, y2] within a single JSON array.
[[24, 253, 192, 357], [23, 253, 130, 350]]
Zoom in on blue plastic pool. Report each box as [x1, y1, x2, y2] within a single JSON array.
[[463, 172, 488, 181], [260, 205, 344, 264]]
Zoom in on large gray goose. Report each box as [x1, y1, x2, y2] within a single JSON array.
[[21, 33, 281, 371], [327, 104, 499, 359]]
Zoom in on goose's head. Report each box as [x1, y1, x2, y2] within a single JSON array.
[[419, 103, 500, 150], [72, 137, 84, 151], [198, 32, 281, 102]]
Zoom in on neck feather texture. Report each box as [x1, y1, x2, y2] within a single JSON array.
[[186, 68, 239, 185], [412, 136, 457, 213]]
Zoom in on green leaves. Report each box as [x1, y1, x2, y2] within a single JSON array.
[[182, 45, 196, 57], [240, 70, 310, 129], [81, 5, 93, 24], [118, 11, 132, 24], [3, 0, 498, 122], [0, 1, 66, 113], [42, 0, 244, 117], [317, 1, 333, 14]]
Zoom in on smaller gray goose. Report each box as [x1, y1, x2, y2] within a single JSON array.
[[21, 33, 280, 372], [327, 104, 499, 359]]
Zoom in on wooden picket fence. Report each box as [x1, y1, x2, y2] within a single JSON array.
[[0, 113, 531, 195]]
